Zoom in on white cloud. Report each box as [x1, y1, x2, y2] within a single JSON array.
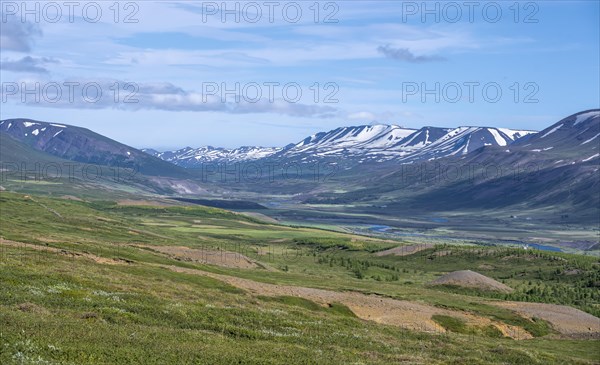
[[1, 78, 338, 118], [347, 111, 377, 121], [0, 18, 42, 52]]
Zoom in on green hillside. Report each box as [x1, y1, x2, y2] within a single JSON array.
[[1, 192, 598, 364], [0, 132, 202, 199]]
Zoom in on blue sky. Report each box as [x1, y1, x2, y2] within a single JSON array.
[[1, 1, 598, 149]]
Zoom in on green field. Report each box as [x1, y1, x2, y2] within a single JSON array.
[[1, 191, 599, 364]]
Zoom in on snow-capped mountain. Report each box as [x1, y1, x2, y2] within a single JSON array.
[[392, 110, 600, 216], [143, 146, 282, 167], [148, 123, 536, 166], [271, 125, 417, 161], [390, 126, 536, 163], [512, 109, 599, 161], [292, 125, 416, 151]]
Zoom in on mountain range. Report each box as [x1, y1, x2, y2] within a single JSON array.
[[0, 110, 598, 222], [143, 124, 538, 166], [2, 110, 597, 173]]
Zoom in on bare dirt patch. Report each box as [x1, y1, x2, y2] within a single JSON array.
[[139, 245, 262, 269], [494, 301, 600, 337], [375, 244, 434, 257], [163, 265, 528, 338], [16, 302, 50, 315], [233, 220, 262, 227], [60, 195, 84, 201], [429, 270, 514, 293]]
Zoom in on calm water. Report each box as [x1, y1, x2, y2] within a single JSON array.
[[428, 217, 449, 223], [526, 243, 562, 252], [366, 225, 563, 252]]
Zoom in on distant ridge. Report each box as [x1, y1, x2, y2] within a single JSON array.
[[147, 123, 537, 166], [0, 118, 188, 178]]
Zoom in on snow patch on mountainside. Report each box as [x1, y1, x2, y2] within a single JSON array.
[[488, 129, 508, 146], [581, 133, 600, 145], [497, 128, 536, 140], [541, 124, 563, 138], [146, 145, 283, 166], [582, 154, 599, 162], [574, 111, 600, 126]]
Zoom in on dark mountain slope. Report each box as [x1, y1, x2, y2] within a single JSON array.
[[0, 119, 189, 178]]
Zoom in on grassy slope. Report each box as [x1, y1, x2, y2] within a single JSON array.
[[0, 192, 599, 364], [0, 133, 199, 198]]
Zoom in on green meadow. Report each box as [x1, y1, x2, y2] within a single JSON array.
[[1, 192, 598, 364]]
